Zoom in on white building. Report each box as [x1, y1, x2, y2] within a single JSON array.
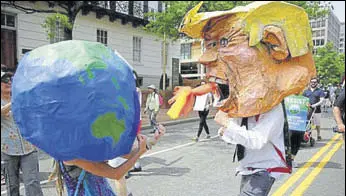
[[339, 22, 345, 53], [1, 1, 180, 89], [309, 1, 341, 53]]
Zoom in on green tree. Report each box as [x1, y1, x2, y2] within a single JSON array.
[[144, 1, 328, 40], [314, 42, 345, 86]]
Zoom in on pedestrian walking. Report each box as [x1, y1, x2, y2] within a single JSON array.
[[1, 65, 44, 196], [323, 87, 331, 112], [303, 77, 325, 141], [192, 81, 213, 142], [144, 85, 160, 133]]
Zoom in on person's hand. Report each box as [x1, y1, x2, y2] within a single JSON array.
[[218, 127, 226, 136], [168, 86, 195, 117], [1, 102, 11, 118], [137, 134, 147, 155], [154, 124, 166, 140], [214, 110, 230, 127], [337, 123, 345, 133]]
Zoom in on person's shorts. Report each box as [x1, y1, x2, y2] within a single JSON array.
[[312, 113, 321, 126]]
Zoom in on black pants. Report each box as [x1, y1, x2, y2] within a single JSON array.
[[197, 110, 210, 137], [290, 131, 304, 156]]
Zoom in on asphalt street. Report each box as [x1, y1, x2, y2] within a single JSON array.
[[1, 109, 344, 196]]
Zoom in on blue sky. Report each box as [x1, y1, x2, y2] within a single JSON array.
[[331, 1, 345, 23]]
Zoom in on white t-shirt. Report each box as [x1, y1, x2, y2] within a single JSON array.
[[193, 93, 212, 111]]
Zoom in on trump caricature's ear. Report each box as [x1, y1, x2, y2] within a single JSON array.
[[262, 25, 290, 61]]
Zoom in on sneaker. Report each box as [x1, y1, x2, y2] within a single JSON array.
[[317, 136, 322, 141], [205, 135, 211, 139], [131, 167, 142, 172], [150, 130, 156, 134], [292, 161, 299, 168], [125, 172, 130, 179], [192, 137, 199, 142]]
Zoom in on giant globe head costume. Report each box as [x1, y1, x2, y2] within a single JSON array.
[[12, 40, 140, 161]]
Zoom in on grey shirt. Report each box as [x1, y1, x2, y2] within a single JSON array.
[[1, 99, 36, 155]]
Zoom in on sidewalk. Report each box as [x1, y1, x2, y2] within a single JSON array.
[[140, 107, 218, 130]]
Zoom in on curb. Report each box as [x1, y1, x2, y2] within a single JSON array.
[[141, 115, 215, 131]]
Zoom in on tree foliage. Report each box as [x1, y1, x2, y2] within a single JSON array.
[[314, 42, 345, 86], [41, 13, 73, 40], [144, 1, 328, 40]]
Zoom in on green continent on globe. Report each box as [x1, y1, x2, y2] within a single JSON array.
[[92, 112, 125, 145], [118, 97, 129, 110]]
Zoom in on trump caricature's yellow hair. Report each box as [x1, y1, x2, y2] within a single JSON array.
[[179, 1, 313, 57]]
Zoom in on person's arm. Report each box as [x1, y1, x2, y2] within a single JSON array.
[[219, 106, 284, 150], [64, 135, 147, 180], [154, 93, 160, 113], [333, 89, 345, 132], [1, 102, 11, 116], [207, 93, 213, 109], [311, 91, 325, 108], [144, 94, 150, 112], [333, 107, 345, 133]]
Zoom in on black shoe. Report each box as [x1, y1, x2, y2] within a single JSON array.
[[150, 130, 156, 134], [317, 136, 322, 141], [130, 167, 142, 172], [125, 172, 130, 179]]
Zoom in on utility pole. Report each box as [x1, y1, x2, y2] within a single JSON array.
[[163, 32, 167, 90]]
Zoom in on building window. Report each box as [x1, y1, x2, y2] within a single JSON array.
[[97, 1, 110, 9], [321, 30, 325, 36], [158, 1, 163, 12], [181, 63, 198, 74], [97, 29, 108, 45], [149, 8, 156, 20], [133, 36, 141, 62], [316, 39, 320, 46], [1, 13, 15, 28], [50, 20, 66, 43], [320, 39, 325, 46], [311, 21, 316, 28], [181, 43, 191, 60], [316, 30, 320, 37]]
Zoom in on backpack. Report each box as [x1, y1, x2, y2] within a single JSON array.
[[157, 93, 164, 106], [281, 100, 293, 173]]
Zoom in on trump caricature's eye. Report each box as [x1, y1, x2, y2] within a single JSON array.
[[220, 38, 228, 47], [207, 41, 217, 48]]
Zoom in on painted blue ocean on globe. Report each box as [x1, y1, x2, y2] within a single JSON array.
[[11, 40, 140, 161]]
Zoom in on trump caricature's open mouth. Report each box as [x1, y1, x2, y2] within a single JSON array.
[[207, 76, 230, 108]]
